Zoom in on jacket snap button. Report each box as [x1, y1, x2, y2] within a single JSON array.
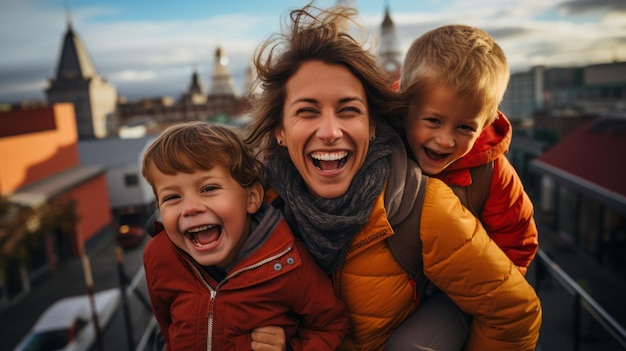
[[286, 257, 295, 265], [273, 263, 283, 271]]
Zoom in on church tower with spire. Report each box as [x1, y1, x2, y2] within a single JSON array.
[[46, 21, 117, 139], [206, 46, 239, 118], [180, 67, 207, 105], [379, 4, 402, 81]]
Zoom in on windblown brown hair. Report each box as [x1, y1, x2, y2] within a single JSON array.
[[243, 2, 406, 159]]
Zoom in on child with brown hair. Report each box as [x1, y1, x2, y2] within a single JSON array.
[[141, 121, 348, 350]]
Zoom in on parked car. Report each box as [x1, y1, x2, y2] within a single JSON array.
[[116, 224, 147, 249], [13, 288, 121, 351]]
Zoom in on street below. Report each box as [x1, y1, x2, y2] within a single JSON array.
[[0, 232, 154, 351]]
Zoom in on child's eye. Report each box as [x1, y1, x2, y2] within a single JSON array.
[[458, 125, 477, 133], [201, 185, 219, 193], [161, 194, 179, 204], [424, 117, 440, 125]]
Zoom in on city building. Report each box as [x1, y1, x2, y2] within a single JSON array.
[[0, 103, 113, 300], [503, 61, 626, 284], [206, 46, 239, 119], [179, 68, 207, 106], [529, 112, 626, 280], [78, 136, 156, 225], [117, 46, 248, 134], [46, 22, 118, 140], [501, 62, 626, 124], [378, 5, 402, 81]]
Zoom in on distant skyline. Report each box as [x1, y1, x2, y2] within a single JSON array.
[[1, 0, 625, 103]]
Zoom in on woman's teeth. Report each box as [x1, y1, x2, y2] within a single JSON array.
[[310, 151, 348, 170]]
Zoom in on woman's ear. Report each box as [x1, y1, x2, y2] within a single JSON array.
[[275, 126, 286, 147], [369, 121, 376, 140], [247, 182, 264, 214]]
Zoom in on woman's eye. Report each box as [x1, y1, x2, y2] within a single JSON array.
[[296, 107, 317, 118], [338, 106, 361, 117]]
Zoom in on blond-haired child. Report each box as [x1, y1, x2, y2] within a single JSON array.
[[397, 24, 538, 275], [386, 24, 539, 350]]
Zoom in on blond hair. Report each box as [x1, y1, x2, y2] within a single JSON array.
[[399, 24, 509, 127], [142, 121, 263, 200]]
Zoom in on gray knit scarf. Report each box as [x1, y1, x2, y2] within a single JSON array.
[[266, 126, 394, 275]]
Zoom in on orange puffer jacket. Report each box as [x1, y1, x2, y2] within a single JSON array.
[[335, 178, 542, 351]]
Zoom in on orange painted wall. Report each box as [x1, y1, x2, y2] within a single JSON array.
[[1, 102, 112, 250], [0, 103, 79, 195], [64, 173, 113, 244]]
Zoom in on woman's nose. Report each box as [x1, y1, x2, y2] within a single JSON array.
[[316, 113, 342, 143]]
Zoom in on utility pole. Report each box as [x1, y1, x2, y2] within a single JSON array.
[[76, 227, 104, 351]]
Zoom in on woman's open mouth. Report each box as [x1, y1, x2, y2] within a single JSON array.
[[310, 151, 349, 171], [184, 224, 222, 248]]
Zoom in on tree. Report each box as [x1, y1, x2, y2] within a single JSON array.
[[0, 196, 78, 301]]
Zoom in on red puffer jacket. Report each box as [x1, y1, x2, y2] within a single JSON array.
[[144, 207, 349, 350], [435, 112, 538, 275]]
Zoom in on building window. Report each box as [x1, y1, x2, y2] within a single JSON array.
[[124, 174, 139, 187]]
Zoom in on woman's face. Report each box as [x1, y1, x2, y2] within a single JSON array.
[[276, 61, 375, 198]]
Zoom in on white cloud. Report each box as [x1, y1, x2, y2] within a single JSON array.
[[1, 0, 625, 102], [109, 70, 157, 82]]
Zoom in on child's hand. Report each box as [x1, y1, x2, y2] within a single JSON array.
[[251, 326, 287, 351]]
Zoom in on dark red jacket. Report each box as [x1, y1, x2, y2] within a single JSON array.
[[435, 112, 538, 274], [144, 205, 349, 350]]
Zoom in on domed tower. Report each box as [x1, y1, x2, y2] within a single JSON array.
[[208, 47, 238, 98], [379, 5, 402, 81], [206, 46, 240, 119]]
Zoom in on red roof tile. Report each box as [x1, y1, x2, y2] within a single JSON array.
[[535, 114, 626, 199]]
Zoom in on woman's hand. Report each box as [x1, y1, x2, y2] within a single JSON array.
[[251, 326, 287, 351]]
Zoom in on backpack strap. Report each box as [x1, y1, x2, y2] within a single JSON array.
[[449, 161, 494, 218], [386, 174, 430, 297]]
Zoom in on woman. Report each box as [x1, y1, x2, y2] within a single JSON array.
[[244, 4, 541, 351]]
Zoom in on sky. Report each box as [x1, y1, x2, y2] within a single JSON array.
[[1, 0, 625, 103]]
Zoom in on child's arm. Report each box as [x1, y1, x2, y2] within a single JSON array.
[[143, 240, 172, 348], [481, 155, 539, 275], [282, 242, 350, 351]]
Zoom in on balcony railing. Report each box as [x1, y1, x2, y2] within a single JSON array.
[[534, 249, 626, 350]]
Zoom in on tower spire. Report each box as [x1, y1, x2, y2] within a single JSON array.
[[64, 0, 72, 28], [46, 20, 118, 139], [379, 4, 402, 80]]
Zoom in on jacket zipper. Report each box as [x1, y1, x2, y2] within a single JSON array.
[[207, 289, 216, 350], [190, 245, 293, 350]]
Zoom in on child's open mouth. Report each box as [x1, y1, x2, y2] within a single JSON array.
[[424, 147, 450, 161], [185, 224, 222, 248], [310, 151, 349, 171]]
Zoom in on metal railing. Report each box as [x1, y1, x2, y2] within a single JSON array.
[[534, 249, 626, 350]]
